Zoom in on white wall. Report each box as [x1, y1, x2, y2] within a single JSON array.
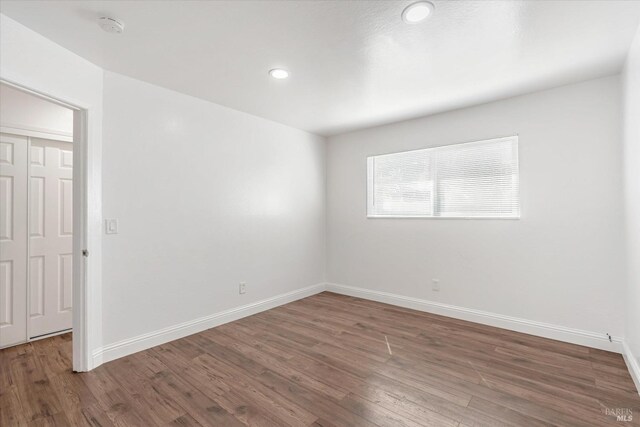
[[101, 72, 326, 347], [1, 11, 633, 375], [623, 26, 640, 390], [327, 76, 625, 349], [0, 83, 73, 138], [0, 14, 103, 371], [1, 13, 326, 368]]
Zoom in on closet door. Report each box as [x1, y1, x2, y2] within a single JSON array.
[[29, 138, 73, 338], [0, 133, 28, 348]]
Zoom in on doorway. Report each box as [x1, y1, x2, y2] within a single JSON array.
[[0, 83, 75, 348]]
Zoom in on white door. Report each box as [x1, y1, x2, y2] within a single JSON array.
[[0, 133, 28, 347], [29, 138, 73, 338]]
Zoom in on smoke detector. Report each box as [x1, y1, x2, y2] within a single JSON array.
[[98, 17, 124, 34]]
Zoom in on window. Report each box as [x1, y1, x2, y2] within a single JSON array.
[[367, 136, 519, 218]]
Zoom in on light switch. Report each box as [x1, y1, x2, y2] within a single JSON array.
[[105, 219, 118, 234]]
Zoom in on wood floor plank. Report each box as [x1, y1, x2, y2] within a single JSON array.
[[254, 369, 379, 427], [167, 413, 203, 426], [211, 328, 348, 400], [188, 351, 318, 426], [0, 344, 24, 396], [337, 392, 426, 427], [103, 358, 186, 425], [0, 386, 29, 426], [26, 411, 72, 427], [466, 397, 552, 427], [1, 292, 638, 426], [214, 388, 288, 427], [9, 345, 64, 422], [145, 369, 245, 427]]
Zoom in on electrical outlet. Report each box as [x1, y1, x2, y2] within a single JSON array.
[[432, 279, 440, 292], [239, 282, 246, 294]]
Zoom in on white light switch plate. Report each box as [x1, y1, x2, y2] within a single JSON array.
[[105, 219, 118, 234]]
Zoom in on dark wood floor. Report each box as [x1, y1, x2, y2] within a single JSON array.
[[1, 292, 639, 426]]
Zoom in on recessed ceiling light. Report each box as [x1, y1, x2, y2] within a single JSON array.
[[402, 1, 435, 24], [269, 69, 289, 79]]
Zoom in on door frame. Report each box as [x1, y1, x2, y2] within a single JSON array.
[[1, 78, 92, 371]]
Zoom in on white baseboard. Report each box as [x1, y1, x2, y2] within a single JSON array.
[[93, 281, 624, 364], [622, 341, 640, 396], [92, 283, 326, 367], [90, 281, 639, 395], [326, 283, 623, 354]]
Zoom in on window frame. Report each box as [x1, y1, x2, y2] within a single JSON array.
[[366, 135, 520, 220]]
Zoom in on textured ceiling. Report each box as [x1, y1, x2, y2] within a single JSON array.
[[2, 1, 639, 135]]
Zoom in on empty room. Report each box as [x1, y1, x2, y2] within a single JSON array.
[[1, 0, 639, 425]]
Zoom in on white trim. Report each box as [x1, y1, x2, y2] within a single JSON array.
[[71, 108, 90, 371], [29, 328, 72, 342], [92, 283, 326, 366], [89, 280, 639, 395], [0, 340, 27, 350], [622, 341, 640, 396], [0, 125, 73, 142], [0, 78, 94, 372], [26, 136, 32, 342], [0, 79, 81, 111], [326, 283, 623, 353]]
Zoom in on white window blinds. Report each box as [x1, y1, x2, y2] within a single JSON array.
[[367, 136, 519, 218]]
